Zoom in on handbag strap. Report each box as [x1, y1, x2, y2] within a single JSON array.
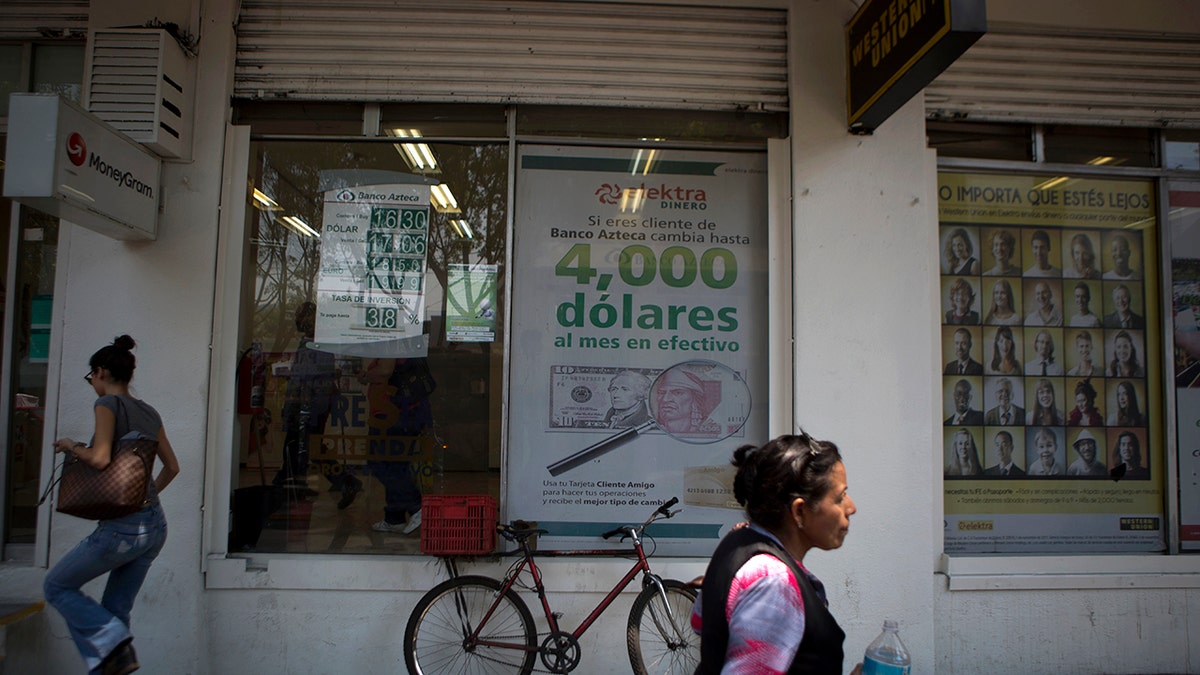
[[114, 395, 130, 442], [37, 458, 65, 507]]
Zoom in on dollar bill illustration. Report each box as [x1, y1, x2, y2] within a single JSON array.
[[549, 365, 662, 430], [548, 362, 749, 440]]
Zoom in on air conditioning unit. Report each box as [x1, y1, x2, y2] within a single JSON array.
[[83, 28, 195, 160]]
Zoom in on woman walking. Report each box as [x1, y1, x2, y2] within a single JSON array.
[[44, 336, 180, 674], [694, 432, 859, 674]]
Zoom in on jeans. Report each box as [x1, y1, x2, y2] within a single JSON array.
[[43, 503, 167, 673], [367, 422, 424, 524], [368, 460, 423, 523]]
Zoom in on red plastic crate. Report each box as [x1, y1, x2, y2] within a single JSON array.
[[420, 495, 498, 556]]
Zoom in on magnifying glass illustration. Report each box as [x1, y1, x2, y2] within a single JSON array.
[[546, 359, 751, 476]]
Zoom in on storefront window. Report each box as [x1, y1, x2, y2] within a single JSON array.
[[2, 206, 58, 545], [927, 121, 1034, 162], [1042, 125, 1157, 168], [937, 171, 1164, 553], [0, 40, 79, 553], [517, 105, 787, 142], [1165, 130, 1200, 171], [228, 104, 780, 557], [1167, 182, 1200, 550], [230, 140, 508, 554], [30, 43, 83, 101], [0, 45, 22, 118]]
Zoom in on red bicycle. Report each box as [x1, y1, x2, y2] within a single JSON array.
[[403, 498, 699, 674]]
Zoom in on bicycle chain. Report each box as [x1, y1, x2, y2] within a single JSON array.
[[464, 631, 580, 674]]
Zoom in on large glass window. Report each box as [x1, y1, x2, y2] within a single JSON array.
[[1042, 125, 1157, 168], [2, 209, 57, 545], [1, 40, 80, 555], [927, 121, 1034, 162], [1165, 131, 1200, 172], [30, 43, 83, 101], [937, 171, 1164, 553], [228, 104, 780, 556], [926, 121, 1200, 554], [231, 140, 508, 554], [0, 45, 23, 118]]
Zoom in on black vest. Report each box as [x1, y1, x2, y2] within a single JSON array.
[[696, 528, 845, 674]]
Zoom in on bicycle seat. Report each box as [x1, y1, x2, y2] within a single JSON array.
[[497, 522, 548, 543]]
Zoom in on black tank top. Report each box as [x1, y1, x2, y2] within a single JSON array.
[[697, 527, 845, 674]]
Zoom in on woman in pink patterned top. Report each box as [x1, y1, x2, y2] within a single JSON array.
[[693, 433, 860, 674]]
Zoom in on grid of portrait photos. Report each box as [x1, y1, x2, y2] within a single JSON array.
[[940, 224, 1151, 480]]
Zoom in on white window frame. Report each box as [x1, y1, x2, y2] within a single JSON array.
[[202, 112, 793, 589]]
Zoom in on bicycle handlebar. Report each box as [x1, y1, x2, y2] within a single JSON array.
[[601, 498, 681, 540], [497, 523, 548, 543], [601, 526, 628, 540], [502, 498, 682, 543]]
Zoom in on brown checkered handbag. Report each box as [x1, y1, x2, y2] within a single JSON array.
[[39, 397, 159, 520], [55, 435, 157, 520]]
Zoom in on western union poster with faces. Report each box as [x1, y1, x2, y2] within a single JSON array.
[[938, 171, 1165, 553]]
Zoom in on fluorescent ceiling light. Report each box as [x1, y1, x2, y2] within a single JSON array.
[[281, 215, 320, 238], [1032, 176, 1070, 191], [1087, 156, 1115, 166], [630, 148, 658, 176], [449, 219, 474, 240], [389, 128, 440, 174], [252, 188, 282, 211], [431, 184, 461, 214], [619, 187, 645, 213]]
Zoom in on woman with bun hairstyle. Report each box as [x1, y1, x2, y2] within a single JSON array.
[[44, 336, 180, 675], [694, 432, 859, 674]]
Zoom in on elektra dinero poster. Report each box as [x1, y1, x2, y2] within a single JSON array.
[[938, 171, 1165, 553], [508, 146, 769, 554]]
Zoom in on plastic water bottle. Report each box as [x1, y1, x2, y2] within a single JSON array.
[[862, 620, 911, 675]]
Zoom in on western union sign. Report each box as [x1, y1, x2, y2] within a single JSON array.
[[846, 0, 986, 133]]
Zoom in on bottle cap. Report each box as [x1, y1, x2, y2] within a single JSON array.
[[883, 619, 899, 631]]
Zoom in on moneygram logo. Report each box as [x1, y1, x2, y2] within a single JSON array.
[[66, 133, 87, 166], [594, 182, 708, 210]]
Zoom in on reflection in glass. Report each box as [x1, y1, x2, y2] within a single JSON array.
[[232, 141, 508, 554]]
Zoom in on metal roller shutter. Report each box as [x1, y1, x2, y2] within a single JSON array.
[[926, 25, 1200, 128], [234, 0, 788, 111], [0, 0, 88, 40]]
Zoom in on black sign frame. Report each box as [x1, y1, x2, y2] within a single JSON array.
[[846, 0, 987, 133]]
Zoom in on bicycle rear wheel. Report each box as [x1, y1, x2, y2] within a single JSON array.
[[626, 578, 700, 675], [404, 575, 537, 674]]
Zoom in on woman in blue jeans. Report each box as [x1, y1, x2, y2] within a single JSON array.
[[45, 335, 180, 675]]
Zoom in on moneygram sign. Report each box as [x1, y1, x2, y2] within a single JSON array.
[[3, 94, 161, 240]]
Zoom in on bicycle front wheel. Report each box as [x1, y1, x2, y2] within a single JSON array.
[[626, 578, 700, 675], [404, 575, 537, 674]]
